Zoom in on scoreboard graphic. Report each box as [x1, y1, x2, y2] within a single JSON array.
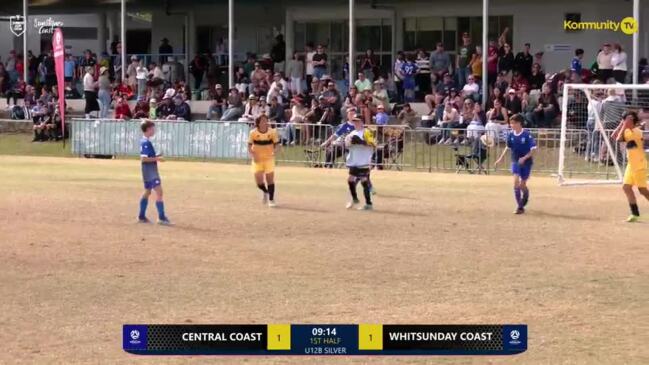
[[123, 324, 527, 356]]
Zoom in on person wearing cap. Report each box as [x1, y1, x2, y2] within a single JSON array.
[[148, 98, 158, 119], [126, 55, 139, 89], [207, 84, 226, 120], [505, 88, 522, 116], [242, 94, 262, 122], [596, 43, 613, 83], [97, 66, 112, 118], [344, 116, 376, 210], [248, 114, 280, 207], [156, 89, 176, 119], [372, 79, 390, 112], [457, 32, 477, 88]]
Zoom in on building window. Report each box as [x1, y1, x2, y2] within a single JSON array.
[[403, 15, 513, 52]]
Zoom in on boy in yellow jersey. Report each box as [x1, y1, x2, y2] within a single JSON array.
[[614, 111, 649, 222], [248, 114, 280, 207]]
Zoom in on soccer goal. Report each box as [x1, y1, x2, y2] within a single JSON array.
[[558, 83, 649, 186]]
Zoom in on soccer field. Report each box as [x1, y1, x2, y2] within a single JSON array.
[[0, 156, 647, 364]]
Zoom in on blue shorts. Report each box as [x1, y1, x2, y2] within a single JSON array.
[[144, 178, 162, 190], [512, 162, 533, 180]]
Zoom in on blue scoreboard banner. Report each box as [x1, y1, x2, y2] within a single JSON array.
[[123, 324, 527, 356]]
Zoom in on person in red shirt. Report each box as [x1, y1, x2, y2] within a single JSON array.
[[114, 96, 132, 120], [113, 78, 134, 100]]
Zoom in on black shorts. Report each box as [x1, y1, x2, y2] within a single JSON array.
[[348, 167, 370, 178]]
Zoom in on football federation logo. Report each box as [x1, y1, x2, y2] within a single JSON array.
[[509, 330, 521, 345], [9, 15, 25, 37], [129, 330, 141, 344]]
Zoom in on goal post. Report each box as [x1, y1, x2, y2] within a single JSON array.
[[558, 83, 649, 186]]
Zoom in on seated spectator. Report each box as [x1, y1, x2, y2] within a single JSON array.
[[375, 104, 389, 126], [486, 98, 509, 141], [114, 96, 132, 120], [113, 78, 134, 100], [321, 80, 342, 120], [341, 86, 359, 117], [286, 96, 307, 145], [207, 84, 226, 120], [504, 88, 522, 116], [267, 72, 289, 103], [372, 79, 390, 112], [461, 75, 480, 101], [168, 94, 192, 121], [435, 73, 456, 95], [510, 71, 529, 92], [438, 100, 460, 144], [530, 83, 559, 128], [397, 103, 418, 129], [486, 86, 505, 110], [133, 96, 150, 119], [528, 63, 545, 91], [156, 89, 176, 119], [220, 88, 244, 121], [494, 71, 509, 95], [466, 103, 487, 140], [354, 71, 372, 92], [31, 100, 56, 142], [145, 98, 156, 119], [241, 94, 262, 122]]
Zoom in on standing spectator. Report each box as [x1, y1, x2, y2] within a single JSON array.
[[43, 50, 56, 88], [270, 34, 286, 72], [471, 47, 483, 84], [6, 76, 25, 108], [415, 49, 431, 99], [126, 56, 139, 90], [136, 60, 148, 99], [571, 49, 584, 82], [97, 67, 112, 118], [63, 54, 76, 88], [190, 53, 206, 90], [287, 97, 307, 145], [456, 32, 476, 88], [430, 42, 451, 81], [5, 50, 17, 83], [401, 55, 418, 103], [312, 44, 328, 80], [158, 38, 173, 64], [359, 49, 378, 81], [393, 51, 406, 103], [305, 43, 315, 93], [611, 43, 628, 83], [487, 41, 499, 87], [514, 43, 533, 80], [596, 43, 613, 82], [498, 42, 514, 84], [83, 67, 99, 118], [287, 51, 304, 95], [206, 84, 226, 120]]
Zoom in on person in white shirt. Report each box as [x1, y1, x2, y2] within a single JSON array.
[[83, 67, 99, 118], [462, 75, 480, 100], [344, 116, 376, 210], [596, 43, 613, 82], [611, 43, 628, 83], [267, 73, 289, 103], [136, 60, 148, 99], [305, 43, 316, 93], [241, 95, 262, 122], [287, 52, 304, 94]]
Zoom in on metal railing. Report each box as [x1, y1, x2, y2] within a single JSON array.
[[69, 118, 641, 180]]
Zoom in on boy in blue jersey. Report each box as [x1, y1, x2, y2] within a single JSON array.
[[495, 114, 537, 214], [401, 55, 418, 103], [138, 120, 171, 225]]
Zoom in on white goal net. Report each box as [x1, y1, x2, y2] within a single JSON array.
[[558, 83, 649, 186]]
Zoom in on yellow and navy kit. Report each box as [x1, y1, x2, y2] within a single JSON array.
[[622, 128, 647, 188], [249, 128, 279, 161]]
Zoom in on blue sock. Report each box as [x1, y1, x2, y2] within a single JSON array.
[[514, 188, 522, 209], [138, 198, 148, 219], [155, 201, 166, 220]]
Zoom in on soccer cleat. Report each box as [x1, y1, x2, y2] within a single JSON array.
[[268, 200, 277, 208], [346, 200, 360, 209], [358, 204, 373, 211], [262, 193, 269, 205], [137, 217, 151, 224], [157, 217, 172, 226], [626, 215, 640, 223], [514, 208, 525, 215]]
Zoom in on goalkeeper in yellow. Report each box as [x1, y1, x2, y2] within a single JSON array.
[[614, 111, 649, 222], [248, 114, 280, 207], [344, 116, 376, 210]]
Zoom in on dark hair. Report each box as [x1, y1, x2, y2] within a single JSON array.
[[575, 48, 584, 56], [141, 120, 155, 133], [623, 111, 639, 124], [255, 114, 269, 129], [510, 113, 524, 125]]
